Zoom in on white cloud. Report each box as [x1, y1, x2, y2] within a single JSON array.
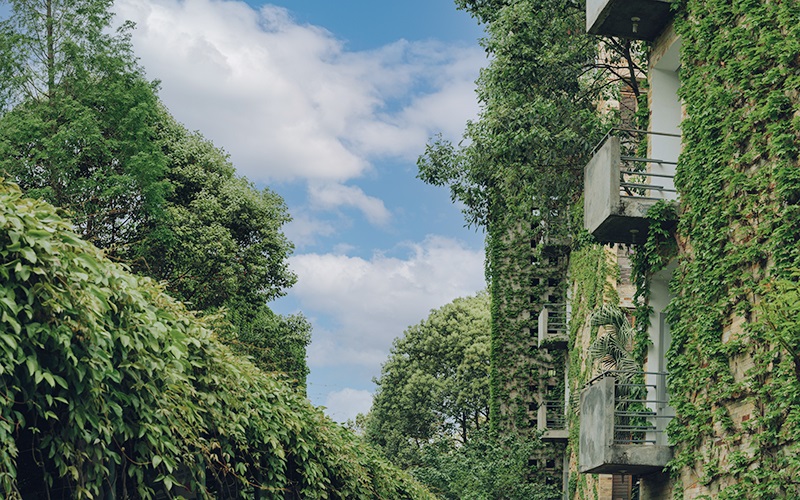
[[292, 235, 486, 371], [282, 213, 336, 248], [308, 183, 391, 226], [324, 388, 373, 424], [115, 0, 483, 185]]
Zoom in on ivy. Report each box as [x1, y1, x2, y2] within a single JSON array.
[[663, 0, 800, 496], [630, 201, 678, 365]]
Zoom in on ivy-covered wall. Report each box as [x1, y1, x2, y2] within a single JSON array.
[[665, 0, 800, 497], [566, 236, 619, 500]]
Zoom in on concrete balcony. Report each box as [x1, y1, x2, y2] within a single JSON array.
[[584, 132, 678, 244], [538, 303, 568, 349], [538, 400, 568, 442], [586, 0, 674, 41], [579, 371, 673, 475]]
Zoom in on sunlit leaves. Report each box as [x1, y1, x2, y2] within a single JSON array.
[[0, 180, 432, 499]]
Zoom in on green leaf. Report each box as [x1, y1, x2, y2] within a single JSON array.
[[0, 333, 17, 349], [25, 355, 37, 378], [19, 246, 36, 263]]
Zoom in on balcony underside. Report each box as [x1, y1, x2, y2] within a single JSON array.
[[587, 0, 673, 41], [580, 444, 672, 475], [541, 429, 568, 442], [539, 334, 568, 350], [590, 209, 676, 245]]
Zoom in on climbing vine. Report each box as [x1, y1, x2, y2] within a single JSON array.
[[630, 201, 678, 365], [663, 0, 800, 497]]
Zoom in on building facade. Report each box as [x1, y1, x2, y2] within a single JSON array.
[[563, 1, 800, 498]]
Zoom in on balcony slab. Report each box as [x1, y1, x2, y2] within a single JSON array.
[[579, 376, 672, 475], [587, 0, 673, 41]]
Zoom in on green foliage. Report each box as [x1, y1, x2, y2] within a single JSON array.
[[222, 300, 311, 387], [0, 0, 122, 106], [136, 118, 296, 309], [588, 304, 638, 375], [134, 119, 307, 382], [0, 0, 306, 384], [759, 271, 800, 382], [0, 179, 433, 499], [419, 0, 605, 438], [365, 293, 491, 467], [410, 429, 559, 500], [0, 0, 168, 253], [629, 201, 678, 365], [564, 239, 617, 474]]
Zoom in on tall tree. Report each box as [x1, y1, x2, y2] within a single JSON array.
[[0, 0, 168, 254], [134, 117, 308, 384], [365, 292, 491, 467]]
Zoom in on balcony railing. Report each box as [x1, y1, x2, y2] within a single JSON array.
[[538, 303, 568, 349], [584, 129, 679, 244], [538, 400, 568, 442], [586, 0, 674, 42], [579, 371, 673, 475]]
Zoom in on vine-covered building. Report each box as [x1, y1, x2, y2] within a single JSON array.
[[428, 1, 799, 498], [561, 1, 800, 499]]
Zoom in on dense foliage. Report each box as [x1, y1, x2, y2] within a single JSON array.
[[138, 116, 309, 384], [363, 293, 560, 499], [411, 429, 558, 500], [427, 0, 800, 497], [365, 293, 491, 467], [419, 0, 605, 437], [0, 180, 433, 499], [0, 0, 169, 252]]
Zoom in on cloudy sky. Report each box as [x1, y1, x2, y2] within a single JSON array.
[[114, 0, 489, 422]]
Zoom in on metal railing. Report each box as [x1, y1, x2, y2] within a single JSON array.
[[542, 400, 566, 430], [585, 370, 673, 445], [593, 128, 680, 202], [541, 303, 567, 335]]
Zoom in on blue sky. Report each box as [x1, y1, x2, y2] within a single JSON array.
[[114, 0, 489, 422]]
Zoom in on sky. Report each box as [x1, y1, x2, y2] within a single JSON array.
[[112, 0, 489, 423]]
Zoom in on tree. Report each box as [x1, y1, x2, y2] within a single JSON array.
[[0, 180, 433, 499], [0, 0, 169, 254], [133, 117, 308, 383], [134, 118, 296, 310], [365, 292, 491, 467], [412, 429, 558, 500]]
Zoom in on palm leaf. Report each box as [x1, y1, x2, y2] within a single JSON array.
[[588, 304, 638, 380]]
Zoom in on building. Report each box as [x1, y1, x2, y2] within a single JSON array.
[[563, 1, 800, 498], [471, 1, 799, 498]]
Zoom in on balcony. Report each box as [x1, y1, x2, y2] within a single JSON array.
[[584, 130, 679, 244], [538, 400, 568, 441], [579, 371, 672, 475], [538, 303, 568, 349], [586, 0, 674, 42]]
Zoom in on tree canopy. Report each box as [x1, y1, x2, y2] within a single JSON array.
[[0, 0, 309, 383], [365, 292, 491, 466], [363, 292, 560, 499]]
